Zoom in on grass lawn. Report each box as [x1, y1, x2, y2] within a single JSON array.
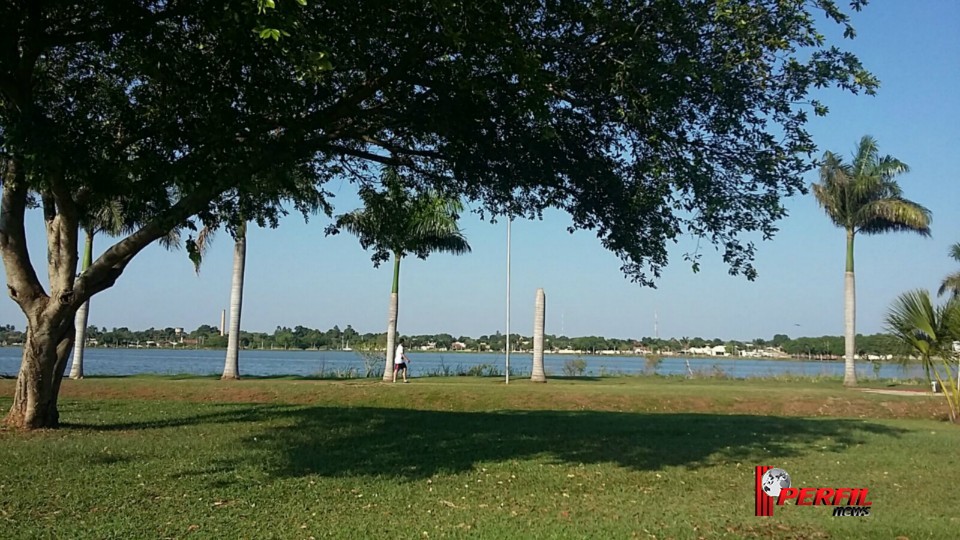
[[1, 376, 958, 539]]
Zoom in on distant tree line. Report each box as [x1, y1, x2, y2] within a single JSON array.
[[0, 324, 916, 358]]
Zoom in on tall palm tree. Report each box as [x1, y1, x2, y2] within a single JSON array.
[[885, 290, 960, 422], [334, 168, 471, 381], [938, 243, 960, 299], [812, 135, 932, 387], [69, 201, 179, 379], [189, 224, 245, 380], [186, 170, 328, 380]]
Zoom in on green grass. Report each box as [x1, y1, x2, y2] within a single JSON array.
[[1, 377, 958, 539]]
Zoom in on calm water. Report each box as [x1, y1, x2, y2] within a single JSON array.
[[0, 347, 927, 380]]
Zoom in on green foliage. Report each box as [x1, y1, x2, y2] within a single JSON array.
[[329, 167, 471, 267], [1, 0, 884, 329], [813, 136, 931, 239], [884, 289, 960, 421], [562, 358, 588, 377], [939, 242, 960, 298], [463, 363, 502, 377]]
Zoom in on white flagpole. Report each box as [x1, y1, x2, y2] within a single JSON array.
[[505, 218, 511, 384]]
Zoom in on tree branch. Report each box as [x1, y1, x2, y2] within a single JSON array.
[[360, 136, 445, 161], [46, 173, 79, 304], [41, 3, 188, 49], [324, 144, 406, 167], [73, 181, 221, 303], [0, 158, 47, 310]]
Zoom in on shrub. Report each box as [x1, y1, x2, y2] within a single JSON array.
[[562, 358, 587, 376]]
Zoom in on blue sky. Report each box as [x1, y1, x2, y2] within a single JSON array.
[[2, 1, 958, 341]]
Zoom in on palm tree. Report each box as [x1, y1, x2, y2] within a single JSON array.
[[885, 290, 960, 422], [69, 201, 179, 379], [186, 171, 327, 380], [334, 168, 471, 381], [938, 243, 960, 299], [812, 135, 932, 387], [189, 224, 245, 380], [531, 288, 547, 382]]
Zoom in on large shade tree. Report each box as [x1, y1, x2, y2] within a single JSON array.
[[812, 135, 931, 387], [332, 167, 471, 380], [2, 0, 880, 428]]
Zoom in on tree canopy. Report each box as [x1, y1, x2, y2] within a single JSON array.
[[3, 0, 879, 293], [1, 0, 880, 427]]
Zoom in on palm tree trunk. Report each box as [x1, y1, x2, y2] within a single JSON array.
[[223, 227, 246, 380], [69, 231, 95, 380], [843, 229, 857, 387], [531, 288, 547, 382], [383, 253, 401, 381]]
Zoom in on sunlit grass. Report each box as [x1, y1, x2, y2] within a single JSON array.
[[0, 377, 957, 538]]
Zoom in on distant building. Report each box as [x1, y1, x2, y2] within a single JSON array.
[[686, 345, 728, 356], [451, 341, 467, 351]]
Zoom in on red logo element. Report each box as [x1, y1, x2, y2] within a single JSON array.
[[755, 465, 872, 517], [755, 466, 774, 516]]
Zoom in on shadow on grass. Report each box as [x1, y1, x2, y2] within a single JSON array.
[[54, 403, 908, 481], [163, 406, 908, 481], [59, 404, 293, 431]]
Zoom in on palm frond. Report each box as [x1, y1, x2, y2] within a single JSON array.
[[852, 135, 880, 177], [813, 152, 854, 229], [884, 289, 939, 359], [157, 229, 181, 251], [939, 272, 960, 298], [816, 136, 924, 239], [415, 231, 472, 258], [187, 226, 216, 274], [335, 167, 470, 264], [949, 243, 960, 263], [90, 199, 136, 237], [856, 198, 932, 236], [875, 155, 910, 179]]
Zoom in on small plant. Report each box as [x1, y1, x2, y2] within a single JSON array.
[[562, 358, 587, 377], [435, 357, 453, 377], [710, 364, 730, 379], [358, 351, 385, 378], [332, 367, 359, 379], [316, 357, 327, 378], [644, 355, 663, 375], [459, 363, 502, 377]]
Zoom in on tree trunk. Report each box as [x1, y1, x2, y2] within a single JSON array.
[[843, 229, 857, 387], [69, 231, 95, 380], [382, 253, 401, 381], [5, 321, 74, 429], [223, 229, 246, 380], [531, 288, 547, 382]]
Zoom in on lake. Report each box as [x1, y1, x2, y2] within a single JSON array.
[[0, 347, 927, 380]]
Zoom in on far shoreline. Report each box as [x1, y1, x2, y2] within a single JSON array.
[[0, 345, 921, 364]]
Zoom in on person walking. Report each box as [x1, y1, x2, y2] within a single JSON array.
[[393, 338, 411, 383]]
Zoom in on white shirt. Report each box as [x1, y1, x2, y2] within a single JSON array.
[[395, 344, 405, 364]]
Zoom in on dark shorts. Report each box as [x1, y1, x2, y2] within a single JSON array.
[[394, 362, 407, 371]]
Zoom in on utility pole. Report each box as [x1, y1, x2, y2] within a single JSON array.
[[505, 218, 511, 384]]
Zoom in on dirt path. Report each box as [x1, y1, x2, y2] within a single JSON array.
[[858, 388, 937, 397]]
